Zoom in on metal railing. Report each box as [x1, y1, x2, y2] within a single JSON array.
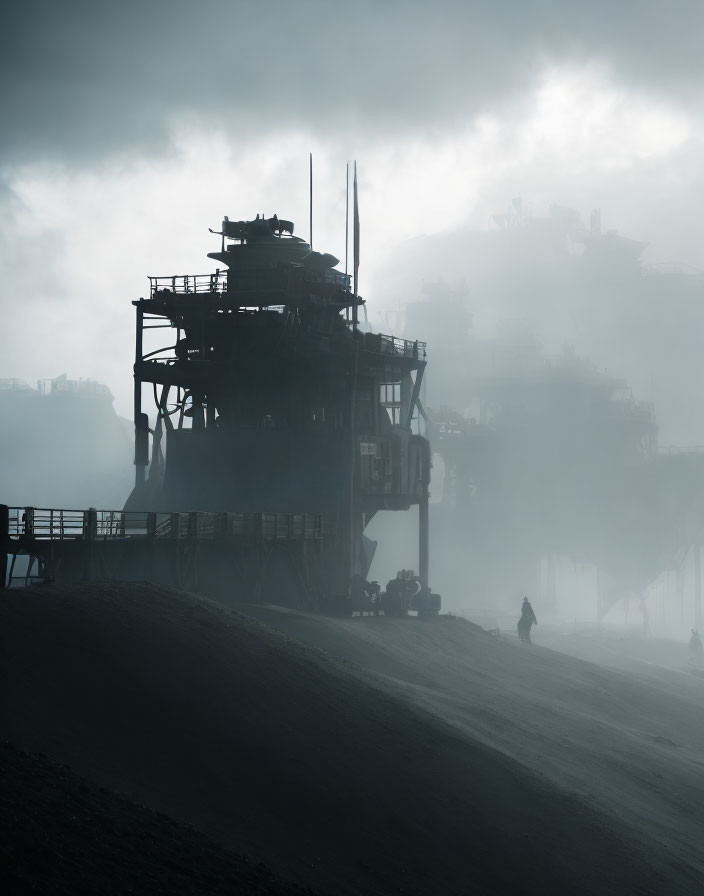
[[5, 507, 328, 542], [38, 377, 113, 399], [149, 272, 227, 297], [380, 334, 425, 359], [658, 446, 704, 456], [149, 268, 353, 299], [643, 262, 704, 279], [365, 333, 426, 360], [290, 266, 350, 290], [0, 378, 34, 391], [7, 507, 147, 540]]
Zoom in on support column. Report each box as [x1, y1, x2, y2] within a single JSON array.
[[695, 543, 701, 632], [0, 504, 8, 590], [83, 507, 97, 581], [419, 494, 429, 592], [133, 305, 148, 487], [400, 373, 411, 429], [418, 434, 431, 592], [346, 346, 359, 598]]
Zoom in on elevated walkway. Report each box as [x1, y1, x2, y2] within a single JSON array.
[[0, 504, 329, 605]]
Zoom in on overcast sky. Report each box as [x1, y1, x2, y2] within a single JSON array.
[[4, 1, 704, 435]]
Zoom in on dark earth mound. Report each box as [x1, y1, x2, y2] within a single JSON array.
[[0, 740, 311, 895], [1, 582, 700, 894], [244, 602, 704, 870]]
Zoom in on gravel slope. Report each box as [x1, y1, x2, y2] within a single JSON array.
[[246, 604, 704, 881], [2, 583, 701, 895], [0, 740, 312, 895]]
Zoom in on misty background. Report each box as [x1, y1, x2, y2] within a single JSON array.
[[4, 0, 704, 633]]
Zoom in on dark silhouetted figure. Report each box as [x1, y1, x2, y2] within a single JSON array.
[[517, 596, 537, 643], [365, 580, 381, 615], [690, 629, 702, 664]]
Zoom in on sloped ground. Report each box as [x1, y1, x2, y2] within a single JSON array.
[[1, 583, 702, 895], [0, 740, 312, 895], [536, 625, 704, 683], [246, 605, 704, 881]]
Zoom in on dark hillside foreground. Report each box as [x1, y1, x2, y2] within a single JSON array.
[[1, 584, 702, 895], [0, 740, 311, 895], [247, 605, 704, 880]]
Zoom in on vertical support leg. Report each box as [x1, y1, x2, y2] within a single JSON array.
[[0, 504, 8, 590], [695, 543, 701, 633], [640, 592, 650, 637], [400, 372, 412, 429], [25, 555, 36, 587], [346, 446, 356, 594], [83, 508, 97, 581], [134, 305, 148, 489], [419, 494, 429, 592], [345, 345, 359, 599], [206, 399, 216, 428], [418, 435, 431, 593], [597, 569, 605, 628]]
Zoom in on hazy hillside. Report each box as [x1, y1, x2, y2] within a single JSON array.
[[2, 583, 702, 894]]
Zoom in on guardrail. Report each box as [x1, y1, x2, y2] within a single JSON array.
[[0, 378, 34, 392], [643, 263, 704, 278], [150, 273, 227, 296], [149, 266, 352, 299], [289, 265, 350, 290], [380, 334, 426, 360], [363, 332, 426, 360], [658, 446, 704, 456], [4, 507, 328, 542]]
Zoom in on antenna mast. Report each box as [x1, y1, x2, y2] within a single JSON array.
[[353, 160, 359, 330], [309, 152, 313, 251], [345, 161, 349, 279], [345, 162, 350, 321]]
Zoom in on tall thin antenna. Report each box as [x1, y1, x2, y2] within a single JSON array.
[[353, 160, 359, 330], [309, 152, 313, 251], [345, 161, 350, 321], [345, 161, 349, 279]]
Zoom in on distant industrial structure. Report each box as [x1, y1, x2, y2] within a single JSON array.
[[0, 375, 132, 510], [406, 278, 704, 631]]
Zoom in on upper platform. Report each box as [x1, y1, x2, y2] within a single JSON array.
[[147, 213, 352, 308], [136, 212, 426, 374], [208, 213, 343, 276]]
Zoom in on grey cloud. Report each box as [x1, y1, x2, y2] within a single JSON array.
[[3, 1, 704, 168]]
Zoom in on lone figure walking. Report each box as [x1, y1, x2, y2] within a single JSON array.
[[517, 597, 537, 643]]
